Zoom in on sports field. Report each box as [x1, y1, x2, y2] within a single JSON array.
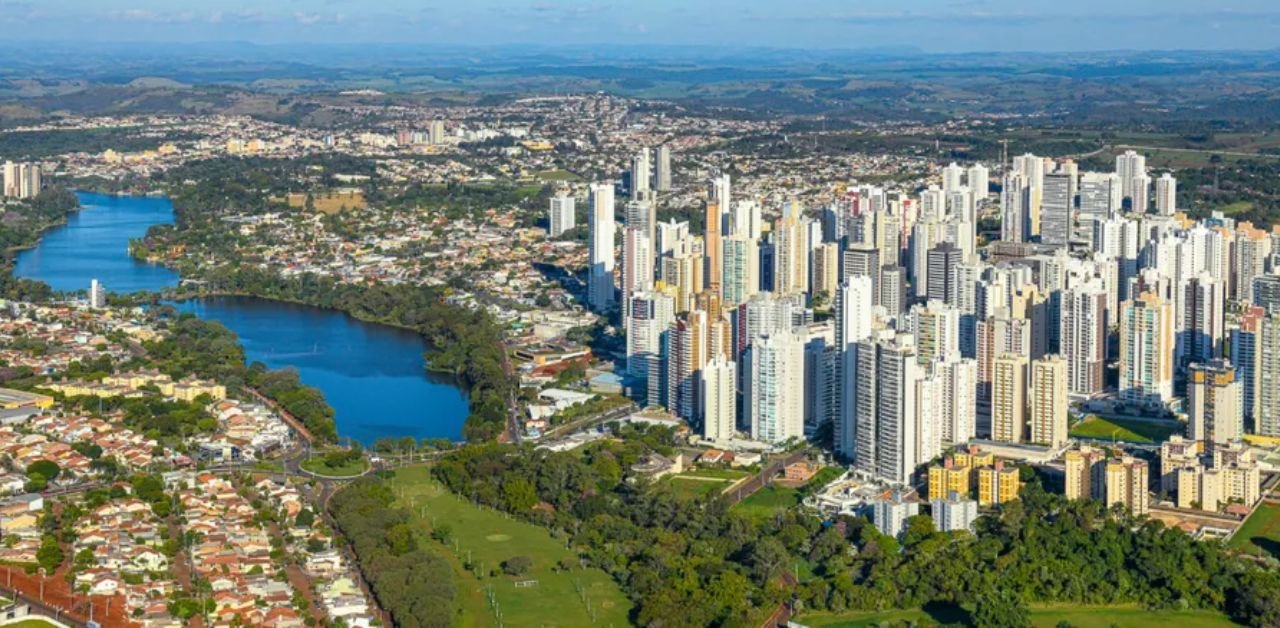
[[1227, 502, 1280, 560]]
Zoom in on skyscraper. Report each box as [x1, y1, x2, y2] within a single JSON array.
[[547, 191, 575, 237], [627, 290, 675, 406], [666, 310, 708, 422], [1155, 173, 1177, 216], [967, 163, 989, 204], [721, 235, 759, 308], [1232, 306, 1266, 421], [1115, 150, 1147, 207], [632, 149, 651, 195], [773, 213, 809, 296], [1030, 355, 1068, 447], [88, 279, 106, 310], [1187, 360, 1242, 445], [926, 242, 963, 305], [701, 354, 737, 442], [1178, 273, 1225, 369], [1119, 291, 1175, 408], [991, 353, 1028, 444], [911, 301, 960, 366], [745, 331, 805, 444], [841, 243, 880, 305], [1256, 314, 1280, 436], [844, 335, 923, 485], [621, 227, 654, 317], [1001, 172, 1030, 243], [654, 145, 672, 192], [1040, 172, 1073, 247], [1078, 172, 1121, 222], [587, 184, 617, 311], [812, 242, 840, 304], [1061, 281, 1107, 397], [835, 276, 874, 351]]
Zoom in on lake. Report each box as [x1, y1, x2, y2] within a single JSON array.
[[14, 192, 470, 443]]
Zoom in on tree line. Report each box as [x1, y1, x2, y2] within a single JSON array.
[[423, 441, 1280, 627]]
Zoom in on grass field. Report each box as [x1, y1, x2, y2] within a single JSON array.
[[2, 619, 64, 628], [389, 466, 632, 627], [1069, 415, 1181, 444], [665, 468, 751, 500], [300, 455, 368, 477], [1227, 502, 1280, 560], [797, 604, 1240, 627], [733, 485, 801, 521]]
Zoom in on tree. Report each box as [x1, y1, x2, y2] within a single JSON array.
[[502, 555, 533, 576], [295, 509, 315, 527], [972, 588, 1030, 628], [26, 460, 60, 483], [37, 535, 63, 572]]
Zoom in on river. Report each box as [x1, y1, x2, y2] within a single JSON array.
[[14, 192, 470, 443]]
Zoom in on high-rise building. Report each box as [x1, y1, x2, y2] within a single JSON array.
[[88, 279, 106, 310], [835, 276, 874, 351], [773, 213, 810, 296], [666, 310, 708, 422], [632, 149, 651, 195], [1253, 274, 1280, 315], [844, 335, 923, 485], [655, 145, 672, 191], [701, 355, 737, 442], [975, 314, 1030, 408], [880, 265, 906, 319], [429, 120, 446, 145], [1255, 314, 1280, 436], [1001, 173, 1030, 243], [704, 201, 723, 291], [624, 198, 657, 249], [1155, 173, 1177, 216], [1187, 360, 1242, 445], [1119, 291, 1175, 408], [627, 290, 675, 406], [1233, 224, 1272, 303], [991, 353, 1028, 444], [587, 184, 617, 311], [1130, 174, 1151, 213], [1178, 273, 1225, 369], [910, 301, 960, 366], [1040, 172, 1074, 247], [1233, 306, 1266, 421], [1078, 172, 1121, 222], [721, 235, 759, 307], [621, 228, 654, 317], [1030, 355, 1068, 447], [1, 161, 17, 198], [1061, 280, 1107, 397], [1115, 150, 1147, 207], [547, 192, 575, 237], [812, 242, 840, 304], [926, 242, 963, 305], [841, 243, 880, 305], [745, 331, 805, 444], [967, 163, 989, 204], [1012, 153, 1045, 236]]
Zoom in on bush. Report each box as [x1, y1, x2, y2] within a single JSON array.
[[502, 555, 533, 576]]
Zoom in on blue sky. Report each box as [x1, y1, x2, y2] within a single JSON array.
[[3, 0, 1280, 52]]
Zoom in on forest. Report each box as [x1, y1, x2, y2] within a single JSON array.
[[328, 478, 457, 628], [420, 441, 1280, 628]]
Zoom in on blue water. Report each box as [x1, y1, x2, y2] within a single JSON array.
[[14, 192, 181, 293], [15, 192, 470, 443]]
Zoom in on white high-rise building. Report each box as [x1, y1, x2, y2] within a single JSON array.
[[627, 290, 675, 406], [872, 492, 919, 541], [587, 184, 617, 311], [991, 353, 1028, 444], [1155, 173, 1177, 216], [844, 334, 923, 485], [1001, 173, 1030, 243], [1115, 150, 1147, 207], [1, 161, 17, 198], [967, 163, 989, 205], [710, 173, 731, 209], [632, 149, 651, 195], [655, 146, 672, 192], [1061, 280, 1108, 397], [1178, 273, 1225, 369], [745, 331, 805, 444], [835, 276, 875, 351], [547, 192, 575, 237], [1256, 314, 1280, 436], [701, 355, 737, 442], [1120, 291, 1175, 408], [773, 213, 810, 296], [1079, 172, 1122, 223], [1130, 174, 1151, 213], [88, 279, 106, 310], [730, 200, 761, 240], [621, 228, 654, 317], [721, 235, 759, 307], [941, 162, 965, 197], [1040, 172, 1074, 247]]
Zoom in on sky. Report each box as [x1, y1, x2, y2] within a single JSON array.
[[3, 0, 1280, 52]]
